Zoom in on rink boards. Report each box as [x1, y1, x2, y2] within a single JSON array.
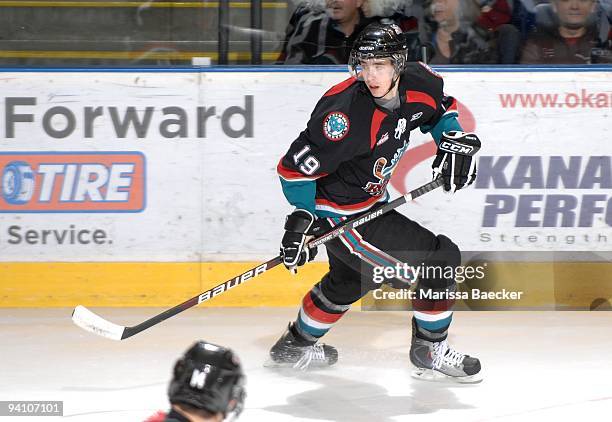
[[2, 260, 612, 309], [0, 66, 610, 308]]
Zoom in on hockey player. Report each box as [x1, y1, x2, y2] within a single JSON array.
[[269, 22, 482, 381], [146, 341, 246, 422]]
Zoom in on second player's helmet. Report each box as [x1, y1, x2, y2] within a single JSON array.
[[349, 23, 409, 78], [168, 341, 246, 420]]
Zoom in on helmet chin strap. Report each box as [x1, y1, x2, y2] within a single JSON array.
[[370, 72, 400, 100]]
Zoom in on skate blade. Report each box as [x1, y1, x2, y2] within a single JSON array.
[[411, 367, 483, 384], [263, 357, 294, 369], [263, 357, 331, 371]]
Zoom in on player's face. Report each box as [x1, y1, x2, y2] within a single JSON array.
[[326, 0, 363, 23], [360, 58, 397, 99], [553, 0, 595, 29]]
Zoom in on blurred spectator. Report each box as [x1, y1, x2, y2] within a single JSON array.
[[423, 0, 501, 63], [520, 0, 612, 63], [277, 0, 373, 64], [510, 0, 539, 39], [602, 0, 612, 21], [476, 0, 513, 30], [146, 341, 245, 422], [496, 22, 523, 62], [361, 0, 423, 60], [362, 0, 419, 31], [470, 0, 523, 63]]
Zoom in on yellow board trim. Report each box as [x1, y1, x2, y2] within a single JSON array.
[[0, 262, 326, 307], [0, 50, 279, 61], [1, 262, 611, 308], [0, 1, 287, 8]]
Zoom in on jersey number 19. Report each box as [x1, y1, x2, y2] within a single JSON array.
[[293, 145, 320, 176]]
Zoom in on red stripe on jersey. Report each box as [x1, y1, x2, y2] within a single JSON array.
[[412, 298, 455, 312], [316, 194, 381, 211], [323, 76, 358, 97], [303, 292, 345, 323], [406, 90, 437, 110], [446, 96, 458, 112], [370, 109, 387, 149], [342, 226, 407, 273], [417, 310, 452, 315], [144, 411, 167, 422], [277, 159, 307, 179]]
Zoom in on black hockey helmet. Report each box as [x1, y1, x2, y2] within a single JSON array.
[[349, 23, 409, 78], [168, 341, 246, 420]]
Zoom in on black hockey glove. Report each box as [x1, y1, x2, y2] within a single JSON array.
[[432, 131, 481, 192], [280, 209, 318, 274]]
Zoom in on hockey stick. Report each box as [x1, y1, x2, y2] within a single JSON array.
[[72, 177, 444, 340]]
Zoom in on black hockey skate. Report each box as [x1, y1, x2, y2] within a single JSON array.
[[410, 319, 482, 383], [266, 323, 338, 370]]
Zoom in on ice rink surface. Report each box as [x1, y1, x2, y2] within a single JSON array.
[[2, 308, 611, 421]]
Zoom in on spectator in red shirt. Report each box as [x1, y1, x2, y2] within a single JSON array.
[[423, 0, 500, 63], [476, 0, 512, 31]]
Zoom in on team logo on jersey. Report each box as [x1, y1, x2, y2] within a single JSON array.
[[376, 132, 389, 146], [364, 140, 410, 196], [394, 118, 407, 140], [323, 112, 350, 141]]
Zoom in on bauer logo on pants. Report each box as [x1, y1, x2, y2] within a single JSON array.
[[0, 152, 146, 212]]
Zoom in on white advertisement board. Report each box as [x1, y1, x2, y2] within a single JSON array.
[[0, 69, 610, 261]]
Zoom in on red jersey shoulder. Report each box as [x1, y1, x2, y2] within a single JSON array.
[[401, 63, 444, 91], [144, 410, 167, 422], [323, 76, 358, 97], [400, 62, 444, 108], [310, 81, 360, 143], [417, 61, 442, 79]]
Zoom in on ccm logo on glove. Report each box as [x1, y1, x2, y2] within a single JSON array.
[[432, 131, 481, 192], [439, 141, 476, 156]]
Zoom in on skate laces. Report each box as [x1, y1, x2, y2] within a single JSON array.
[[294, 343, 327, 370], [431, 340, 465, 369]]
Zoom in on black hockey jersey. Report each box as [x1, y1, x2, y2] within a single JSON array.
[[277, 62, 462, 217]]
